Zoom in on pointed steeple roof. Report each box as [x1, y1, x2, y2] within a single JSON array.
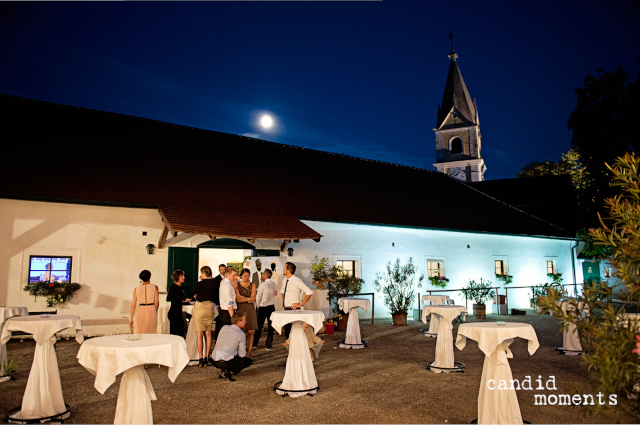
[[437, 49, 476, 128]]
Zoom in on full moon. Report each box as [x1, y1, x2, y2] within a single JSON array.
[[260, 114, 273, 129]]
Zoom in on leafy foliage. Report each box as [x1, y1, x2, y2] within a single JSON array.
[[428, 276, 449, 288], [327, 274, 364, 315], [567, 65, 639, 227], [311, 256, 332, 282], [1, 358, 16, 376], [529, 283, 550, 306], [373, 258, 424, 314], [495, 274, 513, 285], [540, 152, 640, 420], [23, 281, 81, 307], [459, 278, 495, 305]]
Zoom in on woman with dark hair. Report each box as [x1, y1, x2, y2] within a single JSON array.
[[192, 266, 216, 367], [129, 270, 159, 334], [167, 269, 191, 337], [235, 268, 258, 358]]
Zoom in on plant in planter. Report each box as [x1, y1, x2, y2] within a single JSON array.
[[327, 273, 364, 330], [459, 278, 495, 319], [23, 281, 81, 308], [495, 273, 513, 285], [547, 272, 563, 283], [428, 276, 449, 288], [374, 257, 424, 326]]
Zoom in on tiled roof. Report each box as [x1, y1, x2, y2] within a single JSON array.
[[0, 94, 572, 240]]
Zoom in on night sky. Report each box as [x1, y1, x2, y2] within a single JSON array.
[[1, 1, 638, 180]]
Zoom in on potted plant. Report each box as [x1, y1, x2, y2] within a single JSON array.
[[0, 359, 16, 383], [459, 278, 495, 319], [374, 257, 424, 326], [23, 281, 81, 307], [326, 273, 364, 331], [324, 314, 341, 335], [495, 273, 513, 285], [428, 275, 449, 288]]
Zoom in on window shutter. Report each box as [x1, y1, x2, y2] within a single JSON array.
[[167, 247, 199, 298]]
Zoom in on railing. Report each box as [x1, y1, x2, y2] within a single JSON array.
[[418, 283, 580, 314]]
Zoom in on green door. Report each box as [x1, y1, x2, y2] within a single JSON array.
[[167, 247, 199, 298], [582, 261, 600, 283]]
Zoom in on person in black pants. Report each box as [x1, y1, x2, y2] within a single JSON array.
[[167, 269, 191, 337], [253, 269, 276, 350], [218, 266, 238, 332], [212, 264, 226, 342], [212, 311, 252, 381]]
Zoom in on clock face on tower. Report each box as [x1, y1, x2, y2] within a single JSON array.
[[450, 167, 467, 181]]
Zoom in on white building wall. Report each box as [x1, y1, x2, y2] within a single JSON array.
[[0, 199, 576, 334], [0, 199, 168, 335], [293, 220, 576, 317]]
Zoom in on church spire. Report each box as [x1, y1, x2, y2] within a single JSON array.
[[436, 49, 476, 129]]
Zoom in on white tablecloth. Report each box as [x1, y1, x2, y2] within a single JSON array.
[[2, 315, 83, 420], [456, 323, 539, 425], [0, 306, 28, 375], [183, 303, 218, 363], [338, 298, 370, 349], [77, 334, 189, 424], [556, 299, 586, 354], [422, 295, 452, 335], [617, 313, 640, 331], [421, 305, 467, 373], [271, 310, 325, 397]]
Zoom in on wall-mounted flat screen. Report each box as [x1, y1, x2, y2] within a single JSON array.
[[29, 256, 72, 284]]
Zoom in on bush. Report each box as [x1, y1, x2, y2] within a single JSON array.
[[459, 278, 495, 305], [326, 274, 364, 315], [373, 257, 424, 314]]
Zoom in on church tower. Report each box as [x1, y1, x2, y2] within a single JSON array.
[[433, 49, 486, 182]]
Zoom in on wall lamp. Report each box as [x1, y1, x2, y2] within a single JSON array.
[[146, 244, 156, 255]]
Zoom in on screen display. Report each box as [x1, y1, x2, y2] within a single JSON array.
[[29, 257, 72, 284]]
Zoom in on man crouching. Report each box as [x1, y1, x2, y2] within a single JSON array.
[[212, 311, 252, 381]]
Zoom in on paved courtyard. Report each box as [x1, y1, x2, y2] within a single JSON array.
[[0, 311, 631, 424]]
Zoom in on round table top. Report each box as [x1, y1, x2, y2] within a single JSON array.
[[422, 295, 451, 304], [338, 298, 370, 311], [456, 322, 539, 356], [78, 334, 189, 394], [2, 314, 82, 345], [0, 306, 28, 322], [270, 310, 325, 335], [421, 305, 467, 324]]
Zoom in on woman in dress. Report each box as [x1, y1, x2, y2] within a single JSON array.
[[129, 270, 159, 334], [192, 266, 216, 367], [167, 269, 191, 338], [235, 268, 258, 358]]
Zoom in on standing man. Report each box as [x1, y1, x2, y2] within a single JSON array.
[[281, 262, 314, 338], [252, 259, 262, 291], [212, 264, 226, 342], [219, 266, 238, 331], [253, 269, 276, 350], [211, 311, 252, 381]]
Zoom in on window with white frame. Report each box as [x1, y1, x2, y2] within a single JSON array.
[[546, 260, 557, 274], [494, 259, 508, 275], [336, 260, 359, 278], [427, 260, 445, 277]]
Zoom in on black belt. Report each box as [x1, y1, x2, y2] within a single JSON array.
[[139, 303, 154, 306], [284, 307, 293, 310]]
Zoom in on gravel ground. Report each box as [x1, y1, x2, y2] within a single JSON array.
[[0, 310, 632, 424]]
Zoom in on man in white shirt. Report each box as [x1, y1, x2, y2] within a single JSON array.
[[281, 262, 314, 338], [253, 269, 276, 350], [212, 311, 252, 381], [218, 266, 238, 330]]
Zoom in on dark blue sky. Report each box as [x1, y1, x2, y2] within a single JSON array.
[[1, 1, 638, 180]]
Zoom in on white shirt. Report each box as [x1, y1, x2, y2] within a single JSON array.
[[256, 279, 276, 307], [219, 278, 237, 311], [282, 275, 314, 308], [212, 325, 247, 361]]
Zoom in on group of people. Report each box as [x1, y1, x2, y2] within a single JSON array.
[[129, 261, 320, 381]]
